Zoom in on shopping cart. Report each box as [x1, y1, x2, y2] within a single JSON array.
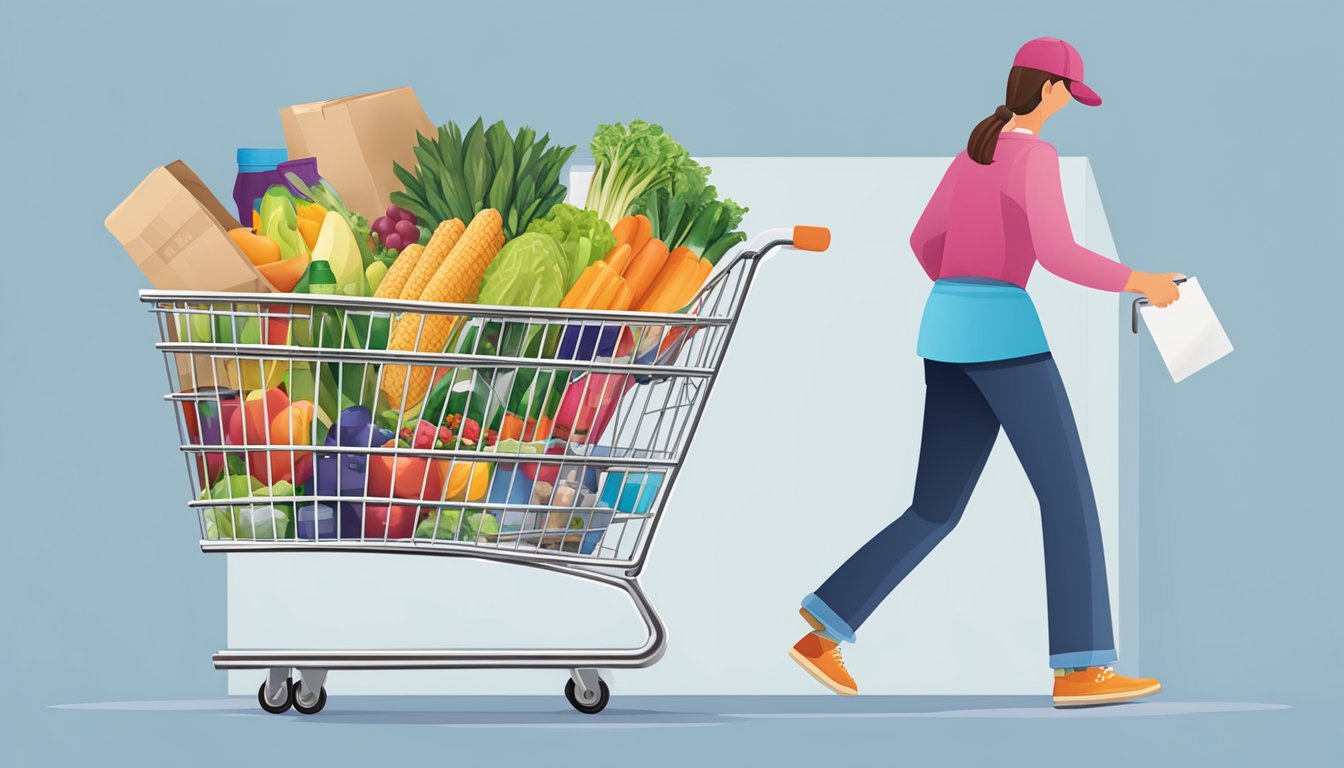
[[140, 225, 829, 715]]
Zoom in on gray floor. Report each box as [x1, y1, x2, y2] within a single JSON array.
[[21, 695, 1336, 766]]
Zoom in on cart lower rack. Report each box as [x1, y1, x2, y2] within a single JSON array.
[[142, 226, 828, 714]]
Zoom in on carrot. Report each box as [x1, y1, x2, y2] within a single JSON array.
[[611, 215, 639, 247], [630, 215, 653, 255], [610, 280, 634, 311], [604, 243, 633, 274], [692, 256, 713, 294], [594, 262, 624, 309], [622, 238, 669, 305], [500, 413, 525, 442], [561, 263, 605, 309], [639, 247, 696, 311]]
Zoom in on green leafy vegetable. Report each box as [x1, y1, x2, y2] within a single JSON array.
[[525, 204, 617, 290], [392, 119, 575, 239], [584, 120, 696, 226], [630, 159, 748, 265], [416, 509, 499, 541], [477, 233, 569, 308]]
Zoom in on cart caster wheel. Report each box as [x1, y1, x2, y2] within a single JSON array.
[[258, 677, 294, 714], [292, 679, 328, 715], [565, 677, 609, 714]]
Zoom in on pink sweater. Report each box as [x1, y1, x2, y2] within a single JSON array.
[[909, 133, 1132, 292]]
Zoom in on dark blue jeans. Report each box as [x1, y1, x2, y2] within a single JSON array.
[[802, 352, 1116, 668]]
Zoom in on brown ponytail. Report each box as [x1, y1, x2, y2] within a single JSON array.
[[966, 66, 1071, 165]]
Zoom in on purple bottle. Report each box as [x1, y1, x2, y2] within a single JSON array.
[[232, 149, 323, 226]]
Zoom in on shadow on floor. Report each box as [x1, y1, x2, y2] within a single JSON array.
[[51, 696, 1290, 728]]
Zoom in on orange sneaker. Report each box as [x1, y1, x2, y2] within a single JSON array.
[[1053, 666, 1161, 708], [790, 632, 857, 696]]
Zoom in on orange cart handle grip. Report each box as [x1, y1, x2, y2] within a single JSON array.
[[792, 226, 830, 252]]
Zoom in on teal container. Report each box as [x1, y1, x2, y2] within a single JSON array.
[[598, 470, 665, 515]]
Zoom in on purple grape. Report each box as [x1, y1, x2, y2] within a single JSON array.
[[394, 219, 419, 241], [383, 233, 405, 251], [372, 216, 395, 237]]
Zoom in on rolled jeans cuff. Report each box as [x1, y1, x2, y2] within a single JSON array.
[[801, 593, 857, 644], [1049, 648, 1118, 669]]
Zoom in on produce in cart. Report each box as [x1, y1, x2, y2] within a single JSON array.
[[380, 209, 505, 410], [584, 121, 697, 227], [524, 203, 617, 292], [630, 159, 748, 267], [391, 119, 574, 239]]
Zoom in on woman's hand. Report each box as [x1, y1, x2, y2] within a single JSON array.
[[1124, 271, 1184, 308]]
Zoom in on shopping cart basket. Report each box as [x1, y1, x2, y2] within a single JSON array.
[[140, 225, 830, 714]]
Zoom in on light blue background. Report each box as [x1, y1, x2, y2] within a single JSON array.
[[2, 0, 1339, 764]]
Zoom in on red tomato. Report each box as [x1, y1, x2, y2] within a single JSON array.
[[363, 504, 421, 539], [367, 455, 444, 501]]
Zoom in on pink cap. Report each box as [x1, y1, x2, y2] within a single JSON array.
[[1013, 37, 1101, 106]]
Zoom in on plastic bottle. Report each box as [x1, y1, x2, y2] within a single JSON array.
[[233, 150, 323, 227], [233, 148, 288, 226], [305, 260, 338, 295]]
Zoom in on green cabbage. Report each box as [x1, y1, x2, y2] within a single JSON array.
[[525, 204, 616, 291], [416, 509, 500, 542], [477, 233, 569, 308]]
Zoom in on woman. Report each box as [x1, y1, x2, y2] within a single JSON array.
[[789, 37, 1180, 708]]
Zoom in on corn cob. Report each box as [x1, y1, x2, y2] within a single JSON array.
[[381, 209, 505, 410], [374, 244, 424, 299], [398, 219, 465, 300]]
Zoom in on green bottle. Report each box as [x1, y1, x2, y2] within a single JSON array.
[[305, 259, 338, 295]]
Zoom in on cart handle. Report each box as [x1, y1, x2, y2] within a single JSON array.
[[792, 225, 831, 252]]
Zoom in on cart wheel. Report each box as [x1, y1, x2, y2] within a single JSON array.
[[292, 679, 328, 715], [258, 677, 294, 714], [564, 677, 610, 714]]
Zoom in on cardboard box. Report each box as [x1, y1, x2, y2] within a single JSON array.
[[280, 87, 434, 222], [105, 160, 275, 293], [107, 161, 278, 390]]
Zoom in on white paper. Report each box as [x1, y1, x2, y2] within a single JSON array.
[[1139, 277, 1233, 382]]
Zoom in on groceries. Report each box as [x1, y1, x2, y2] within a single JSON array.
[[391, 119, 574, 239], [119, 93, 759, 554], [280, 87, 435, 222], [380, 209, 506, 410], [525, 204, 618, 292], [630, 158, 748, 266], [477, 232, 569, 308], [584, 121, 696, 227], [232, 149, 323, 226], [370, 204, 422, 253], [106, 161, 274, 293]]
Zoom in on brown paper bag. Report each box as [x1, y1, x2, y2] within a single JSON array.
[[108, 160, 277, 390], [280, 87, 434, 222], [105, 160, 274, 293]]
